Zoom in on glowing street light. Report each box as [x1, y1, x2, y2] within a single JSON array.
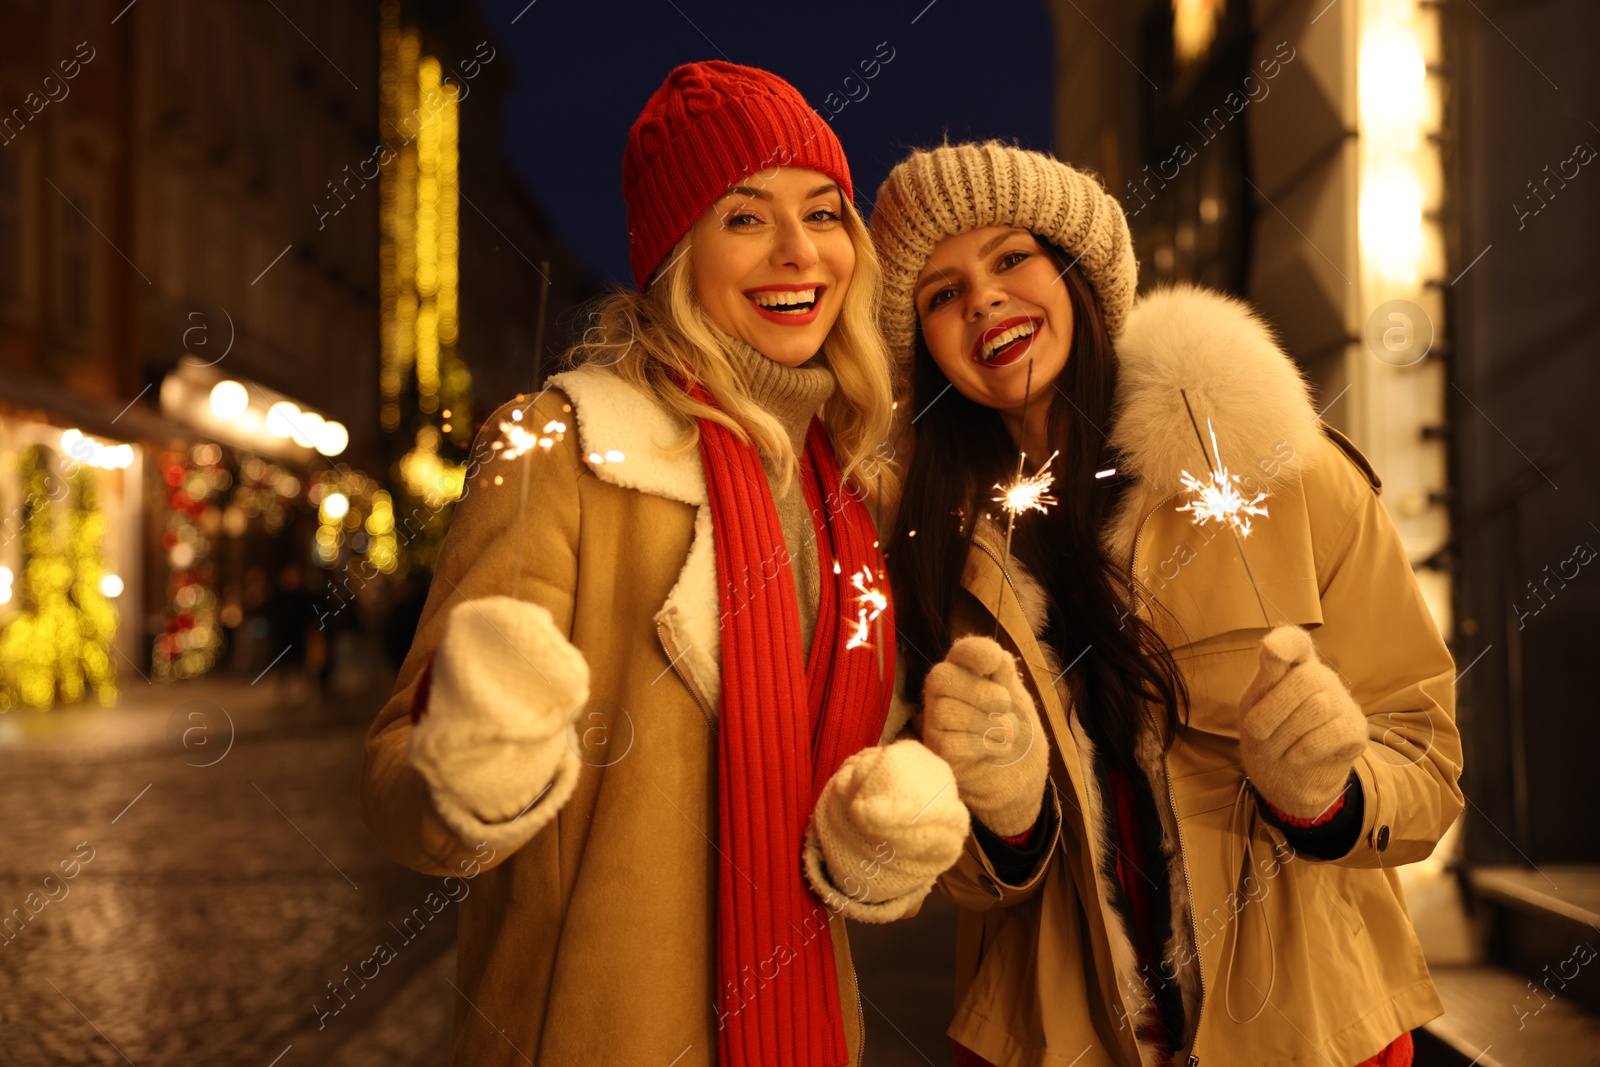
[[321, 492, 351, 522], [316, 420, 349, 457], [209, 380, 249, 420], [266, 401, 301, 438]]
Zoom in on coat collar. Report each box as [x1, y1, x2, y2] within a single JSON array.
[[547, 366, 722, 709], [547, 365, 706, 507]]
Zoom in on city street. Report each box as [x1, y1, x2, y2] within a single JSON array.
[[0, 669, 458, 1067], [0, 664, 959, 1067]]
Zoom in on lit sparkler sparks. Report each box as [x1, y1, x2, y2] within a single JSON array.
[[989, 357, 1046, 639], [1176, 421, 1268, 536], [1176, 389, 1274, 626], [494, 408, 567, 461], [844, 564, 888, 651], [993, 450, 1061, 518], [496, 420, 541, 460]]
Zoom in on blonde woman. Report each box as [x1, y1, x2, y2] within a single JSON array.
[[360, 63, 968, 1067]]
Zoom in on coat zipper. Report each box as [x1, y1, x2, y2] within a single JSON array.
[[972, 537, 1020, 624], [1160, 734, 1204, 1067], [1131, 494, 1206, 1066], [655, 617, 716, 731], [850, 944, 865, 1065], [977, 525, 1204, 1062]]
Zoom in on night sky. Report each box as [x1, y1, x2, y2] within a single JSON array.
[[474, 0, 1056, 286]]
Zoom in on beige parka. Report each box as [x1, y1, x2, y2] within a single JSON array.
[[931, 286, 1464, 1067], [360, 366, 872, 1066]]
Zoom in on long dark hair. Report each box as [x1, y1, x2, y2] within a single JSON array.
[[887, 245, 1186, 772]]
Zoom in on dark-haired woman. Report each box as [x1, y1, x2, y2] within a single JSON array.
[[869, 141, 1463, 1067]]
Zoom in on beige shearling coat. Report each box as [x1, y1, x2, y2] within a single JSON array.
[[933, 286, 1464, 1067], [360, 366, 870, 1066]]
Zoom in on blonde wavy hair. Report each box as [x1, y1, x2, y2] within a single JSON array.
[[564, 199, 899, 502]]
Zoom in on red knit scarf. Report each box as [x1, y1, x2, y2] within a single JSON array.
[[695, 401, 895, 1067]]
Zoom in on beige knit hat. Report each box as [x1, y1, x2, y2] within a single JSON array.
[[869, 140, 1137, 394]]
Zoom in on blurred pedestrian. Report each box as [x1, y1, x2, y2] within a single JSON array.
[[263, 560, 316, 702]]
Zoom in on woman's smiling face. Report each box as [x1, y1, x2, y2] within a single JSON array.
[[914, 226, 1074, 417], [686, 166, 855, 367]]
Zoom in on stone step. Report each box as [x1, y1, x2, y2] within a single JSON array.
[[1422, 964, 1600, 1067], [1471, 865, 1600, 930], [1469, 865, 1600, 1017]]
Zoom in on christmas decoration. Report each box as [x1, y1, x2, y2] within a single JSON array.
[[151, 445, 225, 682], [380, 0, 474, 571], [0, 445, 119, 708]]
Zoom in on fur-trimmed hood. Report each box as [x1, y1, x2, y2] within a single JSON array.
[[1103, 285, 1323, 563], [1110, 284, 1321, 498]]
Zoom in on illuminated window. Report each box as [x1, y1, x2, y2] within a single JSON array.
[[1172, 0, 1226, 67]]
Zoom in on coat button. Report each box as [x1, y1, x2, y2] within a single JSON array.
[[979, 875, 1001, 898], [1376, 825, 1391, 851]]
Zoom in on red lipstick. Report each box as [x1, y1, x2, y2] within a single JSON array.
[[971, 316, 1042, 368], [744, 283, 827, 327]]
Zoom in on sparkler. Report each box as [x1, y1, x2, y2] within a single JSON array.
[[989, 358, 1058, 638], [993, 450, 1061, 518], [1176, 389, 1273, 627], [494, 410, 568, 461], [842, 563, 888, 651], [509, 263, 554, 600], [874, 466, 886, 679], [1176, 437, 1267, 535]]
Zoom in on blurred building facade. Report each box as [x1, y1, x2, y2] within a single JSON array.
[[0, 0, 592, 706], [1048, 0, 1600, 1058], [376, 0, 595, 572]]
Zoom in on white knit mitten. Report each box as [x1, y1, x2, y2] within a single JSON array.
[[1238, 625, 1367, 820], [804, 739, 969, 923], [921, 636, 1050, 837], [409, 596, 588, 849]]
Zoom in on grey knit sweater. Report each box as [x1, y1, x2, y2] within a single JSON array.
[[726, 340, 835, 662]]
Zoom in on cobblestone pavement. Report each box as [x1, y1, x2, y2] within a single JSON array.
[[0, 668, 962, 1066], [0, 671, 457, 1067]]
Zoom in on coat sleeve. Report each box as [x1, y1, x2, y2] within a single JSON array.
[[1303, 435, 1464, 868], [936, 782, 1062, 911], [359, 390, 583, 878]]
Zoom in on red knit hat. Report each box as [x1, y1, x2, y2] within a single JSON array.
[[623, 60, 853, 291]]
